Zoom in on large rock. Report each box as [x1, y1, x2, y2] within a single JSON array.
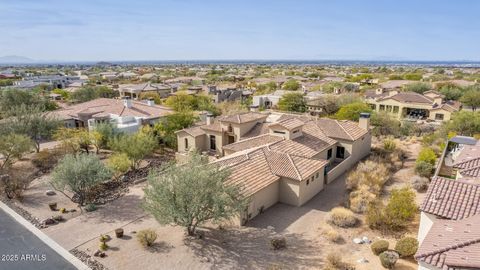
[[45, 190, 56, 196], [353, 238, 363, 244]]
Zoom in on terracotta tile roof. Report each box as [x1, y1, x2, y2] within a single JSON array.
[[53, 98, 173, 120], [420, 176, 480, 220], [269, 117, 305, 130], [415, 214, 480, 270], [219, 112, 268, 124], [241, 122, 270, 138], [178, 126, 205, 137], [215, 147, 328, 195], [315, 119, 367, 141], [379, 91, 433, 104], [222, 134, 284, 153], [200, 122, 222, 132]]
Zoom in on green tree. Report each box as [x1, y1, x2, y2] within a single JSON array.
[[0, 89, 57, 116], [143, 152, 248, 236], [109, 132, 157, 169], [139, 92, 162, 104], [1, 105, 61, 152], [416, 147, 436, 166], [384, 187, 417, 229], [106, 153, 131, 179], [335, 102, 372, 121], [403, 82, 431, 94], [154, 111, 197, 147], [70, 86, 97, 103], [282, 79, 300, 91], [460, 89, 480, 111], [164, 92, 196, 111], [0, 134, 33, 171], [51, 154, 112, 206], [444, 111, 480, 136], [277, 92, 306, 112], [93, 122, 118, 149]]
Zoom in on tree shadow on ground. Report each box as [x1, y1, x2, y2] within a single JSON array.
[[82, 194, 145, 224], [185, 227, 324, 269]]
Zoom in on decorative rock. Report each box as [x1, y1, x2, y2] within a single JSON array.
[[357, 258, 369, 263], [43, 218, 56, 225], [93, 250, 106, 258], [353, 238, 363, 244], [45, 190, 56, 196], [362, 236, 371, 244]]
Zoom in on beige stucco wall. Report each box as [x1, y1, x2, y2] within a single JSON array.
[[418, 261, 441, 270], [279, 177, 300, 206], [366, 98, 433, 119], [243, 180, 280, 222], [298, 170, 325, 205], [428, 109, 453, 121]]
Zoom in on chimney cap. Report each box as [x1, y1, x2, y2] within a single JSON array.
[[360, 112, 371, 118]]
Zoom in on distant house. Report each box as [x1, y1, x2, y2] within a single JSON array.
[[208, 85, 252, 103], [99, 72, 117, 80], [118, 82, 171, 99], [175, 111, 372, 224], [416, 136, 480, 270], [13, 75, 80, 89], [252, 90, 293, 109], [51, 97, 173, 133], [365, 89, 460, 122]]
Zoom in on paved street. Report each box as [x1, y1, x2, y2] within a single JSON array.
[[0, 208, 78, 270]]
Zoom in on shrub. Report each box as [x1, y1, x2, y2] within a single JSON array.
[[106, 153, 131, 179], [349, 185, 376, 213], [346, 160, 389, 194], [324, 229, 343, 243], [325, 253, 356, 270], [416, 147, 436, 166], [31, 149, 61, 172], [395, 237, 419, 258], [270, 237, 287, 250], [411, 176, 429, 192], [371, 240, 389, 255], [415, 161, 434, 177], [85, 203, 97, 212], [383, 138, 396, 152], [137, 229, 157, 247], [328, 207, 358, 228], [379, 251, 399, 269]]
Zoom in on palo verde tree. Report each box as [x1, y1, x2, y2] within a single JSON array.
[[50, 153, 112, 206], [108, 131, 157, 169], [0, 133, 33, 172], [143, 152, 248, 236]]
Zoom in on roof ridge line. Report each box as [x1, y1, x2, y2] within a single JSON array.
[[335, 120, 354, 140], [286, 153, 302, 180]]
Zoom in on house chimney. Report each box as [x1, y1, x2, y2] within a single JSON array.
[[250, 105, 259, 112], [206, 112, 214, 125], [145, 98, 155, 106], [359, 112, 370, 130], [123, 96, 132, 108], [375, 88, 384, 95]]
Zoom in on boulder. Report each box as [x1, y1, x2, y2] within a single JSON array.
[[353, 238, 363, 244], [45, 190, 56, 196]]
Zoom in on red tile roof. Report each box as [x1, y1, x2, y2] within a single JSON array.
[[420, 176, 480, 220], [415, 214, 480, 270]]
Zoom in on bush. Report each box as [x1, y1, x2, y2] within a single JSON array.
[[137, 229, 157, 247], [328, 207, 358, 228], [383, 138, 396, 152], [415, 161, 434, 177], [411, 176, 429, 192], [325, 253, 356, 270], [346, 160, 389, 194], [379, 251, 399, 269], [270, 237, 287, 250], [324, 229, 343, 243], [371, 240, 389, 255], [106, 153, 131, 179], [349, 185, 376, 213], [395, 237, 419, 258], [85, 203, 97, 212], [416, 147, 436, 166], [31, 149, 62, 172]]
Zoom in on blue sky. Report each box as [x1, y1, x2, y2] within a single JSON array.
[[1, 0, 479, 61]]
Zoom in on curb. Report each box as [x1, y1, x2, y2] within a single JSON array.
[[0, 201, 91, 270]]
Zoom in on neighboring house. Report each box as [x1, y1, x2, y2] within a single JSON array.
[[118, 82, 171, 99], [365, 89, 460, 122], [176, 111, 372, 223], [99, 72, 117, 80], [117, 71, 138, 79], [416, 136, 480, 270], [252, 90, 293, 109], [51, 97, 173, 133], [13, 75, 80, 89], [207, 85, 252, 103]]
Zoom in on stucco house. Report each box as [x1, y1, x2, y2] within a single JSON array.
[[176, 111, 372, 223], [118, 82, 172, 99], [416, 136, 480, 270], [252, 90, 294, 109], [52, 97, 173, 133], [365, 89, 460, 122]]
